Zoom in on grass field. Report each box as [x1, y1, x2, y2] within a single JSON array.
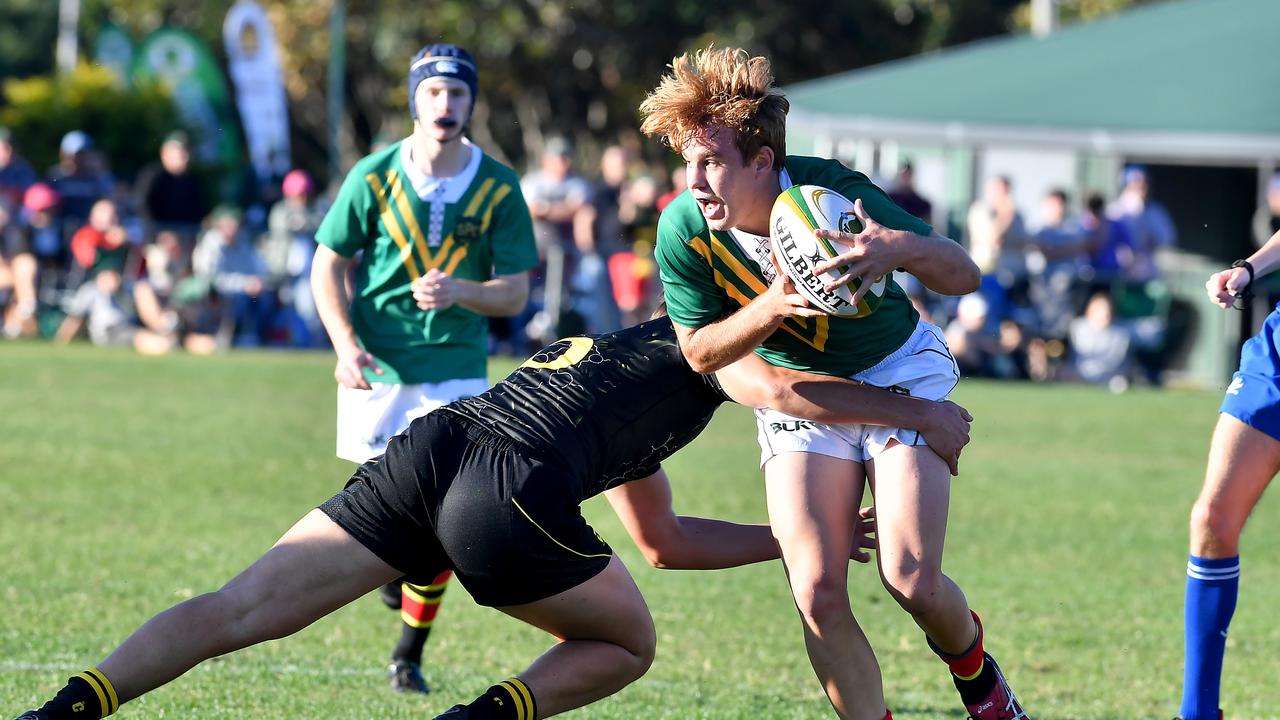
[[2, 342, 1278, 719]]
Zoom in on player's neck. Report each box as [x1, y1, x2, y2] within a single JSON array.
[[733, 171, 782, 237], [408, 133, 471, 179]]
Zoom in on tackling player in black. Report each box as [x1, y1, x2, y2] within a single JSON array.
[[15, 315, 972, 720]]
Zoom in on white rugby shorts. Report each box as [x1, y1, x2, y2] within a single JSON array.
[[336, 377, 489, 463], [754, 321, 959, 467]]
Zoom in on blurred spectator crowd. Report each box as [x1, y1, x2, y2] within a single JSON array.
[[0, 129, 674, 359], [938, 165, 1179, 392], [0, 127, 328, 355], [1, 123, 1250, 392]]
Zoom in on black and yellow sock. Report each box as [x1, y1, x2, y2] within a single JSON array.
[[462, 677, 538, 720], [35, 668, 119, 719]]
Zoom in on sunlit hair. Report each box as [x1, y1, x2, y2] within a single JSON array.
[[639, 46, 788, 170]]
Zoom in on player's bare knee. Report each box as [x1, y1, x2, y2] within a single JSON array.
[[1189, 499, 1244, 555], [790, 572, 851, 628], [881, 566, 944, 617], [610, 619, 657, 681]]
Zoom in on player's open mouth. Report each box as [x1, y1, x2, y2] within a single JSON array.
[[434, 117, 459, 128], [696, 197, 725, 219]]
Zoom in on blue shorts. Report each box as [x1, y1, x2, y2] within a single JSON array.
[[1220, 303, 1280, 442]]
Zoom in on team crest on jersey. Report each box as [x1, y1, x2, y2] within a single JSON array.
[[453, 218, 482, 244]]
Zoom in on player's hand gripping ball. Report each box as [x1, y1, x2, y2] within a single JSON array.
[[769, 185, 888, 318]]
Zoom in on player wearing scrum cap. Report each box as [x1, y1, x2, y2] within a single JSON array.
[[310, 42, 538, 694], [641, 47, 1028, 720]]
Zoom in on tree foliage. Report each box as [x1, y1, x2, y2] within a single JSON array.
[[1, 0, 1154, 183], [0, 63, 178, 177]]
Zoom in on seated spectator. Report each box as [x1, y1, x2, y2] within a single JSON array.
[[46, 131, 114, 237], [263, 169, 325, 346], [54, 268, 177, 355], [1066, 292, 1133, 392], [1107, 165, 1176, 283], [13, 182, 67, 324], [193, 205, 272, 347], [0, 127, 37, 209], [142, 229, 185, 298], [1081, 192, 1134, 288], [945, 294, 1023, 379], [1028, 189, 1088, 340], [967, 175, 1031, 329], [70, 199, 131, 279], [1, 200, 39, 338], [135, 131, 206, 260]]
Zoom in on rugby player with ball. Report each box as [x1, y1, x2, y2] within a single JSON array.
[[642, 46, 1028, 720]]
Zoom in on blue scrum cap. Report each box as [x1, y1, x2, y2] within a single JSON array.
[[408, 43, 478, 119]]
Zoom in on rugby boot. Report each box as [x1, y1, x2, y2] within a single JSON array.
[[961, 653, 1027, 720], [432, 705, 469, 719], [389, 660, 430, 694], [379, 580, 404, 610]]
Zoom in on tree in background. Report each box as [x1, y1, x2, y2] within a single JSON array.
[[0, 64, 178, 178], [0, 0, 1153, 185]]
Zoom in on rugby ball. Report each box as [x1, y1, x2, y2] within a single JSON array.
[[769, 185, 887, 319]]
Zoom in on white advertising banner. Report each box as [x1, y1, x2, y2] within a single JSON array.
[[224, 1, 292, 181]]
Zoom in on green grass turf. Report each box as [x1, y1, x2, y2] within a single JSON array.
[[2, 341, 1278, 718]]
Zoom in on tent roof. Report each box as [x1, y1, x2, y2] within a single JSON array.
[[784, 0, 1280, 160]]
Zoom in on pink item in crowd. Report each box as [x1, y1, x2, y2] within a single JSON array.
[[22, 182, 60, 213], [282, 169, 314, 198]]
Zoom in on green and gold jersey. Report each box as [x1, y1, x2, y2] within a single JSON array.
[[317, 140, 537, 385], [656, 155, 934, 377]]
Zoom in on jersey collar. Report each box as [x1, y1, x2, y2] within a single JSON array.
[[399, 137, 483, 203]]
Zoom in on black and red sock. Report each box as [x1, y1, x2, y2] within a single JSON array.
[[929, 610, 996, 704]]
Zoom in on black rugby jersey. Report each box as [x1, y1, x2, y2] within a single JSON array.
[[443, 317, 729, 500]]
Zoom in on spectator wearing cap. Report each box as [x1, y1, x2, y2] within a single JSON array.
[[264, 169, 325, 346], [7, 183, 67, 333], [309, 41, 537, 695], [135, 131, 207, 257], [0, 127, 37, 209], [46, 130, 115, 236], [1107, 165, 1176, 283], [193, 205, 272, 346], [520, 137, 600, 337]]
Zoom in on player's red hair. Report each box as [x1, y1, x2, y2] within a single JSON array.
[[639, 46, 788, 170]]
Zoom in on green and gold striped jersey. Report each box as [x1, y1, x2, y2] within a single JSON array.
[[317, 140, 537, 384], [656, 155, 934, 377]]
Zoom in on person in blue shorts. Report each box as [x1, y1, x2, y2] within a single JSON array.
[[1177, 229, 1280, 720]]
